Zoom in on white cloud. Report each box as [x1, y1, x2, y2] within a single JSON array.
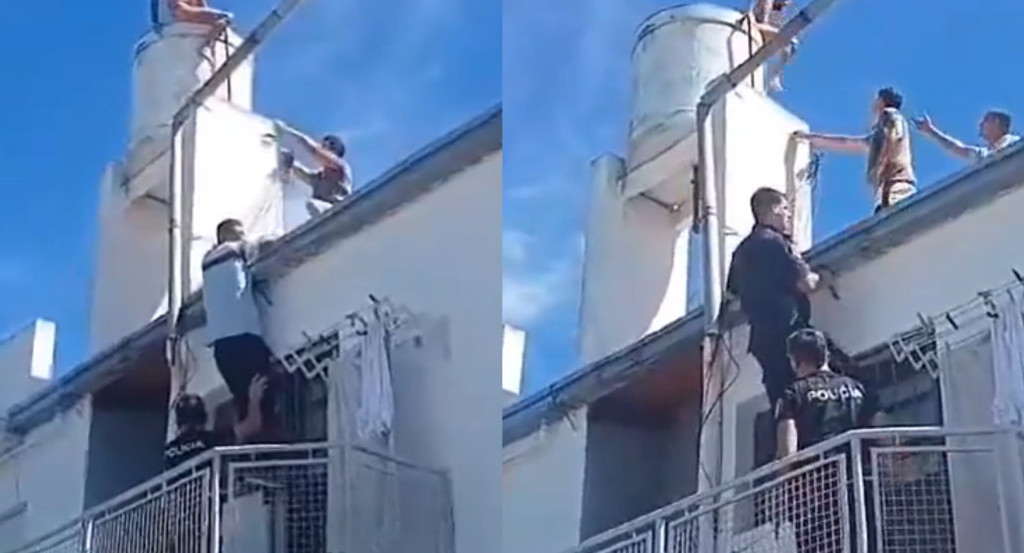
[[502, 230, 576, 326]]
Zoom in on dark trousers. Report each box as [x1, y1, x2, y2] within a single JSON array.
[[212, 333, 282, 436]]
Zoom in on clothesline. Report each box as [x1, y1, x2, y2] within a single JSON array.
[[278, 296, 419, 379], [888, 269, 1024, 354]]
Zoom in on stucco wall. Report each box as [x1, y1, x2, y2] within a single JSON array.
[[0, 404, 91, 548], [180, 152, 502, 553], [502, 410, 588, 553], [0, 321, 55, 417]]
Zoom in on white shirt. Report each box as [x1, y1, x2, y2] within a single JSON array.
[[969, 134, 1020, 160], [201, 240, 264, 344]]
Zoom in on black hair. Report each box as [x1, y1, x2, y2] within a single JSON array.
[[787, 328, 829, 368], [215, 218, 243, 242], [877, 87, 903, 110], [985, 110, 1012, 132], [174, 393, 208, 429], [750, 187, 787, 221], [322, 134, 346, 158]]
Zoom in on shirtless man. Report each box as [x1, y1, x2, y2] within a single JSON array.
[[750, 0, 798, 91], [169, 0, 232, 26], [152, 0, 232, 33], [794, 87, 916, 214], [278, 124, 354, 217]]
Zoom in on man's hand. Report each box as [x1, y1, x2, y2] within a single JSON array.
[[911, 113, 935, 134], [248, 374, 268, 404]]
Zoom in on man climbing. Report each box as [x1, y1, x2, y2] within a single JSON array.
[[749, 0, 798, 91], [794, 87, 916, 213], [775, 328, 883, 553], [278, 124, 354, 217], [202, 219, 283, 441], [161, 0, 232, 27], [164, 376, 267, 470], [913, 109, 1020, 162]]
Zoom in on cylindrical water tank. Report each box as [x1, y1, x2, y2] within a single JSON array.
[[130, 23, 254, 146], [628, 3, 763, 167]]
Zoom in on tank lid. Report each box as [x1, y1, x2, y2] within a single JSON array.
[[634, 3, 746, 49]]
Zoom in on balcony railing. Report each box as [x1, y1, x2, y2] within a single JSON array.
[[569, 426, 1024, 553], [5, 441, 455, 553]]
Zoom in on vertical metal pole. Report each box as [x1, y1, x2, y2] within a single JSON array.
[[850, 437, 868, 553], [164, 0, 313, 368], [211, 453, 223, 553]]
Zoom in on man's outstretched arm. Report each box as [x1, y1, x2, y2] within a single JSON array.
[[912, 114, 982, 161], [794, 130, 869, 154]]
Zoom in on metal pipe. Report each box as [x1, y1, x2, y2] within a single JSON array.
[[696, 0, 843, 332], [694, 0, 845, 491], [166, 0, 310, 362]]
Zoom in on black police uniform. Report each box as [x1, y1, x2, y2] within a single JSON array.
[[775, 369, 879, 553], [727, 224, 814, 404]]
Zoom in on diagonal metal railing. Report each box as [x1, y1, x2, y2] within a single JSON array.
[[567, 426, 1024, 553], [4, 441, 455, 553]]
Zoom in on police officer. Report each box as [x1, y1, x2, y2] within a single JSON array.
[[775, 328, 879, 456], [727, 187, 823, 407], [164, 375, 267, 470], [774, 329, 881, 553]]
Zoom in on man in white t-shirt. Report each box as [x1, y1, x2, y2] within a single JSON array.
[[913, 109, 1020, 162], [201, 219, 281, 440]]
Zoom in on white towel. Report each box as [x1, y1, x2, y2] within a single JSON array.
[[357, 313, 395, 442], [990, 292, 1024, 426]]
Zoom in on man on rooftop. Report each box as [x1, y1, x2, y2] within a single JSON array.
[[912, 110, 1020, 162], [278, 123, 354, 217], [749, 0, 798, 91], [794, 87, 917, 214]]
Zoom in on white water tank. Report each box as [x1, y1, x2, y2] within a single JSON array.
[[130, 23, 253, 147], [626, 3, 764, 204]]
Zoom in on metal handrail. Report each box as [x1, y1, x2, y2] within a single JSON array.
[[4, 440, 449, 553], [567, 425, 1024, 553]]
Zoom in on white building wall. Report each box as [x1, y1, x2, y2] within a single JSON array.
[[0, 405, 92, 548], [0, 321, 55, 416], [180, 152, 502, 553], [502, 410, 588, 553]]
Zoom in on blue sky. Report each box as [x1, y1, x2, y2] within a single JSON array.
[[503, 0, 1024, 393], [0, 1, 499, 372]]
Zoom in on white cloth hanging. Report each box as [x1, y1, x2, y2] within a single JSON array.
[[357, 311, 396, 443], [990, 292, 1024, 426]]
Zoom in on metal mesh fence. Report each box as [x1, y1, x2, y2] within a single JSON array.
[[89, 465, 213, 553], [567, 429, 1024, 553], [4, 442, 453, 553], [870, 446, 957, 553]]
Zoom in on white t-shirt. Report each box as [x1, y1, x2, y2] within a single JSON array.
[[970, 134, 1021, 160], [201, 240, 264, 344]]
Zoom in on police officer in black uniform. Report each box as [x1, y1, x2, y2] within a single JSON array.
[[164, 375, 267, 470], [726, 187, 824, 407], [775, 328, 881, 553]]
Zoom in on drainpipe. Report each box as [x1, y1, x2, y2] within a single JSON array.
[[166, 0, 311, 371], [695, 0, 844, 488]]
